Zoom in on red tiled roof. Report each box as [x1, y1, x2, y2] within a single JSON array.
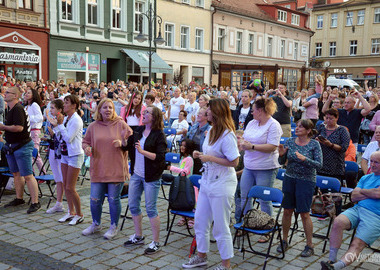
[[212, 0, 274, 21]]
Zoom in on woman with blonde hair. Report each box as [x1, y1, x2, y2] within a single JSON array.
[[182, 98, 240, 270], [82, 98, 132, 239], [239, 97, 282, 243]]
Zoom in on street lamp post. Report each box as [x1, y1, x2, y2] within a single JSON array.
[[135, 0, 165, 91]]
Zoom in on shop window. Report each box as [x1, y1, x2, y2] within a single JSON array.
[[19, 0, 33, 10]]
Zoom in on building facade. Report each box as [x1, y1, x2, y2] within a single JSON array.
[[310, 0, 380, 87], [0, 0, 49, 81], [49, 0, 171, 84], [156, 0, 212, 85], [212, 0, 315, 92]]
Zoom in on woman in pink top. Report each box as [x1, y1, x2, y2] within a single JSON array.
[[82, 98, 132, 240], [120, 91, 146, 127], [303, 88, 319, 126]]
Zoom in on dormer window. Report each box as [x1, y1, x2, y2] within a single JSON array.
[[278, 10, 287, 22]]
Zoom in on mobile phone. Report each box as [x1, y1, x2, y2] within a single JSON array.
[[317, 135, 326, 140]]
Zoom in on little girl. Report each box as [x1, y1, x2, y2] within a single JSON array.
[[306, 74, 324, 101], [165, 139, 196, 227], [45, 99, 65, 214]]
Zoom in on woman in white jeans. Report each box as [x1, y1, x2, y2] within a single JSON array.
[[182, 98, 239, 270]]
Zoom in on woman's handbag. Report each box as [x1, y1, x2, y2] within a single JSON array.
[[293, 110, 302, 122], [243, 209, 275, 230], [311, 190, 341, 218]]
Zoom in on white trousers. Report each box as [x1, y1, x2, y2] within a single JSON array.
[[49, 149, 62, 183], [194, 188, 234, 260]]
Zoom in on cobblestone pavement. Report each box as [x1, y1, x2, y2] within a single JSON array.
[[0, 167, 380, 270]]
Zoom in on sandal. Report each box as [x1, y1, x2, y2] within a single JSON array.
[[258, 235, 270, 243], [177, 217, 186, 226]]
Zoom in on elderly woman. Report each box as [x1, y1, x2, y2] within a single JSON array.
[[82, 98, 132, 239], [192, 94, 210, 124], [316, 108, 350, 183], [239, 97, 282, 243], [277, 119, 323, 257]]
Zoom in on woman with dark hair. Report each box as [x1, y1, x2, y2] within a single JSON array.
[[277, 119, 323, 257], [82, 98, 132, 239], [182, 99, 240, 270], [316, 108, 350, 183], [124, 105, 167, 255], [238, 97, 282, 243], [51, 95, 85, 225], [120, 90, 145, 127], [24, 88, 45, 173]]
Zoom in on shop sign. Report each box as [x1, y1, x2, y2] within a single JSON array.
[[334, 69, 347, 73], [0, 52, 39, 64], [57, 51, 86, 71], [88, 54, 100, 71]]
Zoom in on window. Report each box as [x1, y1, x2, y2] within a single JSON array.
[[87, 0, 97, 25], [350, 40, 357, 56], [331, 13, 337, 28], [372, 38, 380, 54], [61, 0, 73, 21], [112, 0, 121, 29], [248, 34, 254, 55], [180, 26, 190, 49], [0, 0, 3, 4], [291, 14, 300, 26], [294, 42, 298, 60], [280, 40, 285, 58], [278, 10, 287, 22], [346, 11, 353, 26], [19, 0, 33, 9], [317, 15, 323, 29], [267, 37, 273, 57], [164, 24, 174, 47], [182, 0, 190, 4], [357, 10, 365, 25], [195, 29, 204, 51], [236, 31, 242, 53], [135, 1, 144, 33], [329, 42, 336, 57], [196, 0, 204, 7], [218, 28, 225, 51], [375, 8, 380, 23], [315, 43, 322, 57]]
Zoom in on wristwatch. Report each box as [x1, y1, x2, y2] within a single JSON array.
[[251, 144, 255, 150]]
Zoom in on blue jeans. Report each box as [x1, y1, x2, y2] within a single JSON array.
[[235, 181, 242, 223], [6, 140, 34, 177], [90, 182, 124, 226], [240, 168, 278, 217], [128, 174, 161, 218]]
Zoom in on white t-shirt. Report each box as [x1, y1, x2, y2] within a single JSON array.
[[243, 117, 283, 170], [134, 135, 147, 178], [184, 101, 199, 123], [238, 107, 250, 130], [170, 96, 185, 119], [168, 119, 189, 141], [362, 141, 380, 167], [126, 109, 140, 126], [230, 96, 237, 110]]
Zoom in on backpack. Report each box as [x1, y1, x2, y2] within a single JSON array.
[[168, 173, 195, 211]]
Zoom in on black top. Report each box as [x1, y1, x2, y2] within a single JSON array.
[[337, 108, 362, 144], [272, 96, 291, 125], [127, 126, 167, 182], [5, 103, 31, 144], [233, 104, 253, 130]]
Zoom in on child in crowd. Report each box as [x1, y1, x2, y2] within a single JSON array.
[[306, 74, 324, 101]]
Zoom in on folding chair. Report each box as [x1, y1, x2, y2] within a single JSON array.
[[164, 128, 177, 152], [291, 128, 296, 137], [280, 137, 289, 145], [233, 186, 284, 270], [104, 193, 130, 231], [288, 175, 341, 253], [80, 155, 91, 185], [164, 120, 169, 128], [341, 161, 358, 204], [164, 174, 201, 246], [255, 169, 285, 210]]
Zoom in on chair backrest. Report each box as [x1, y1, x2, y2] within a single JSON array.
[[32, 148, 38, 159], [276, 168, 286, 181], [247, 186, 283, 204], [316, 175, 341, 192], [345, 161, 359, 173], [83, 128, 87, 136], [316, 120, 324, 128], [357, 144, 367, 153], [291, 122, 296, 128], [164, 120, 169, 127], [280, 137, 289, 145], [166, 139, 172, 150], [165, 152, 181, 163], [189, 174, 201, 189], [164, 128, 176, 136]]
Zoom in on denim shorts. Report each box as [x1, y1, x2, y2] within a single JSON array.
[[128, 173, 161, 218], [6, 140, 34, 177], [61, 154, 84, 169], [282, 175, 316, 213], [342, 205, 380, 245]]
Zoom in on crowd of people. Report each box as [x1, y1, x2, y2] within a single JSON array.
[[1, 74, 380, 270]]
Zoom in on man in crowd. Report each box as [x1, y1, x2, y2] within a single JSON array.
[[321, 151, 380, 270], [184, 92, 199, 126], [167, 88, 185, 127], [0, 86, 40, 213], [233, 90, 253, 130], [323, 91, 371, 145]]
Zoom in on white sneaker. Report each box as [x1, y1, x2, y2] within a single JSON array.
[[82, 223, 102, 236], [68, 215, 84, 226], [58, 212, 74, 223], [103, 224, 118, 240], [46, 203, 64, 214]]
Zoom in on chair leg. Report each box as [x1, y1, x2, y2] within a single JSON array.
[[166, 207, 170, 231], [120, 205, 129, 231], [322, 218, 334, 253], [164, 213, 177, 246], [289, 212, 299, 245]]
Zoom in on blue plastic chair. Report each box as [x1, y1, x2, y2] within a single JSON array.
[[291, 127, 296, 137], [357, 144, 367, 153], [233, 186, 284, 269], [164, 174, 201, 246], [279, 137, 289, 145], [276, 168, 286, 181], [341, 161, 359, 203], [164, 128, 177, 151]]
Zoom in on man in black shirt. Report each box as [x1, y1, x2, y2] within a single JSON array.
[[0, 86, 40, 213]]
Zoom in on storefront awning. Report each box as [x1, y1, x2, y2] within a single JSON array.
[[121, 49, 173, 74], [363, 67, 378, 76]]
